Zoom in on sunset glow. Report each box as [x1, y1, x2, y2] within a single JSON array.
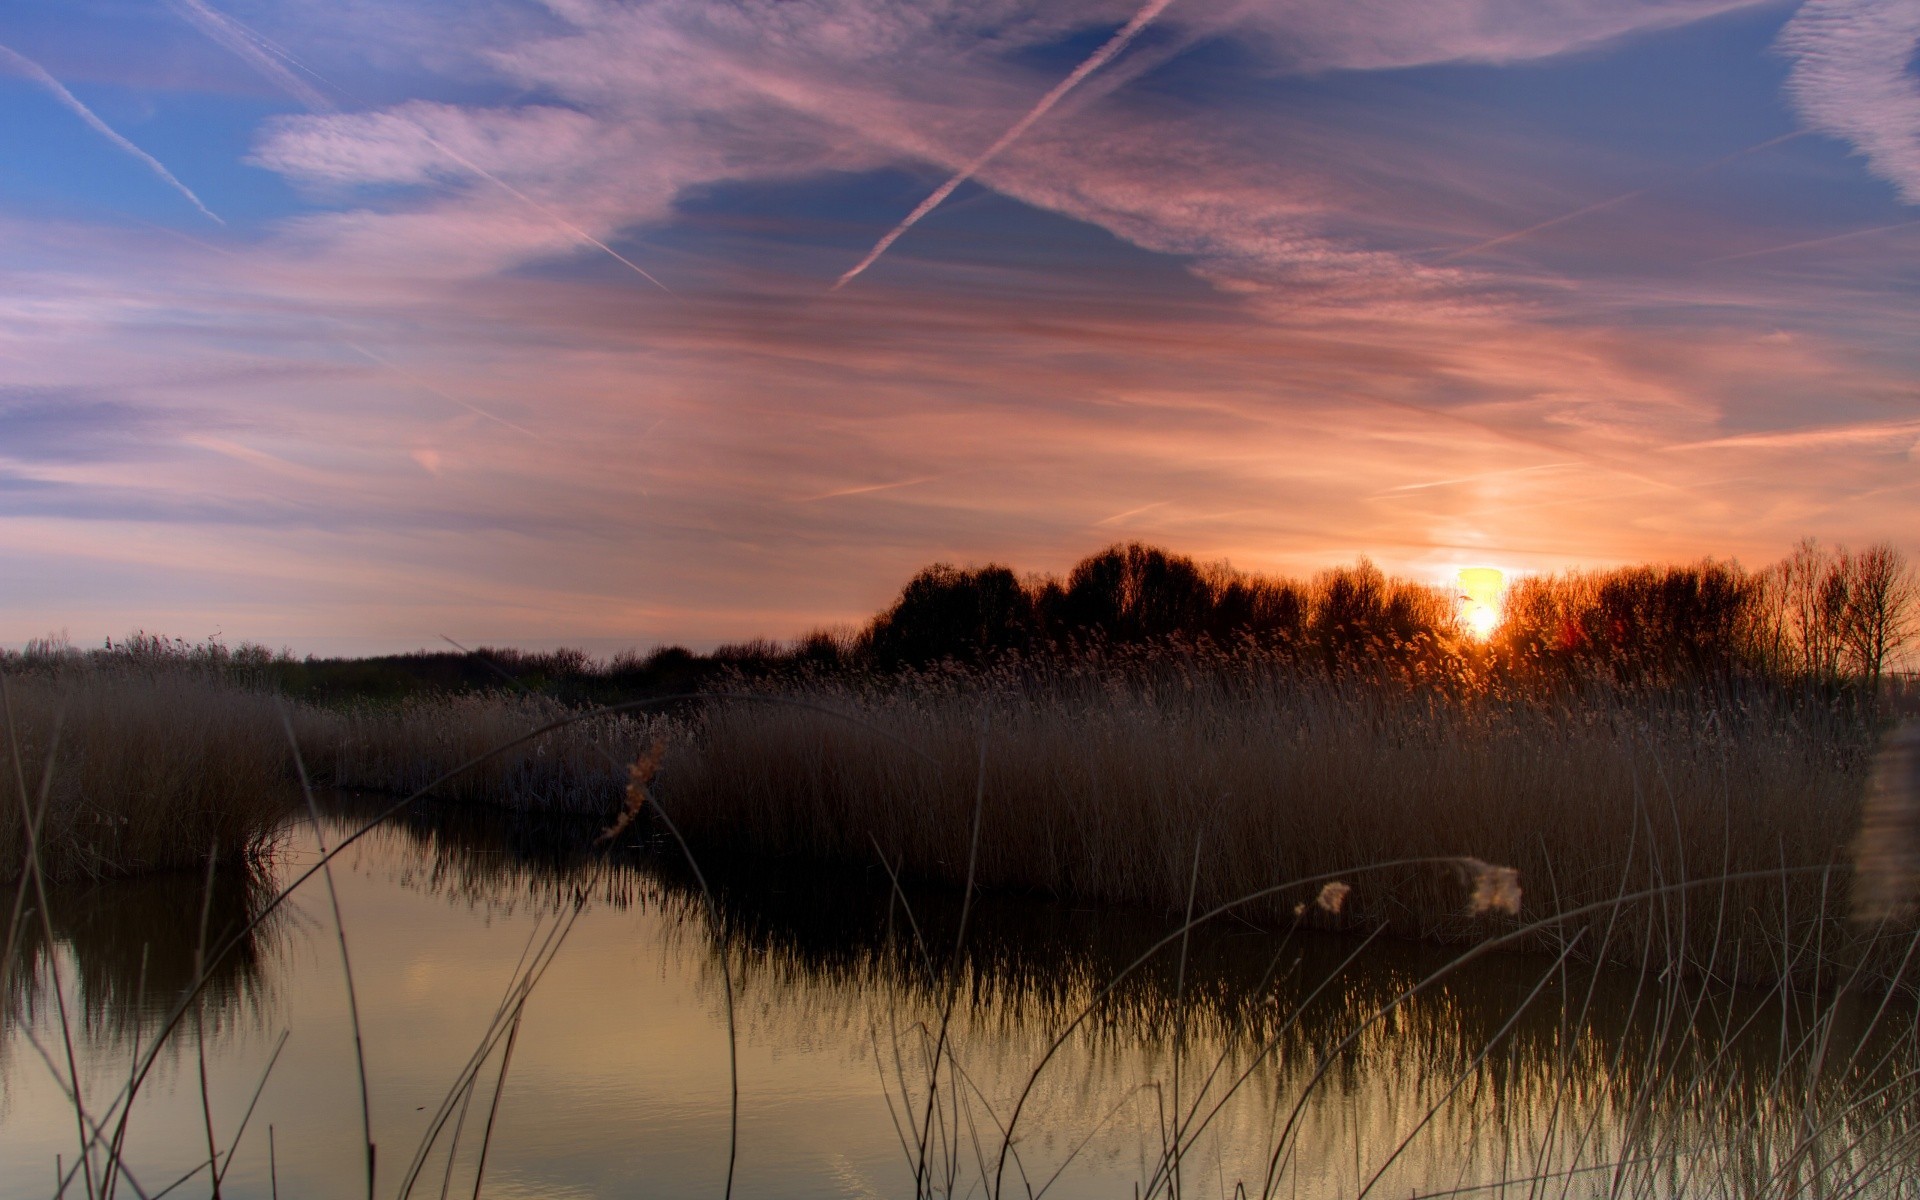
[[2, 1, 1917, 652]]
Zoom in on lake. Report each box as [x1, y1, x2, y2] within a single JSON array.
[[4, 799, 1915, 1199]]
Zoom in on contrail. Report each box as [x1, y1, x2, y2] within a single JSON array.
[[1434, 130, 1809, 264], [168, 0, 334, 112], [0, 40, 222, 223], [831, 0, 1178, 292], [411, 135, 674, 293], [1702, 217, 1920, 264], [798, 475, 939, 502], [168, 0, 671, 292], [342, 341, 553, 443]]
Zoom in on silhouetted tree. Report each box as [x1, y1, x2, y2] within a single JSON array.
[[1213, 575, 1307, 645], [1052, 544, 1216, 643], [793, 629, 850, 671], [1564, 562, 1758, 684], [1766, 539, 1853, 684], [868, 564, 1036, 668], [1841, 544, 1918, 692], [1308, 559, 1452, 669]]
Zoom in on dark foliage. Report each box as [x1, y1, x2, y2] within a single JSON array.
[[13, 540, 1910, 708], [868, 564, 1036, 668]]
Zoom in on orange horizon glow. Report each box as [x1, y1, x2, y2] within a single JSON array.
[[3, 1, 1919, 653]]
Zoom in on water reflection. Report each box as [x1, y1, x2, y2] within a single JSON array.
[[647, 835, 1920, 1199], [5, 861, 283, 1046], [2, 798, 1917, 1199]]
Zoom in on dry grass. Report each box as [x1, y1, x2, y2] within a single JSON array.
[[0, 668, 662, 881], [317, 691, 662, 811], [5, 653, 1909, 991], [0, 673, 300, 881], [661, 667, 1902, 986]]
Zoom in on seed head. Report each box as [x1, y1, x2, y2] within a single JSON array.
[[597, 737, 667, 846], [1316, 880, 1352, 915], [1463, 857, 1522, 916]]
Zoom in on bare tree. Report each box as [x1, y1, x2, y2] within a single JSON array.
[[1841, 543, 1919, 692], [1770, 538, 1851, 683]]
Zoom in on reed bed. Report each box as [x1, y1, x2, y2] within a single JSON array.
[[0, 668, 659, 881], [661, 665, 1903, 987], [4, 649, 1909, 994], [0, 673, 300, 881], [317, 691, 660, 811]]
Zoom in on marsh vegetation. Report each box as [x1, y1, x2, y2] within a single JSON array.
[[4, 539, 1920, 1195]]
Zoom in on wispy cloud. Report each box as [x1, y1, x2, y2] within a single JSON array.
[[1666, 418, 1920, 452], [183, 434, 346, 486], [1780, 0, 1920, 204], [0, 40, 222, 223], [9, 0, 1920, 649], [1241, 0, 1765, 71]]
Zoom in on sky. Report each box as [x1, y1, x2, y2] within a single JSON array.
[[2, 0, 1918, 654]]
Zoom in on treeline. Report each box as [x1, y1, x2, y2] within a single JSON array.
[[860, 544, 1447, 671], [857, 539, 1917, 692], [1499, 541, 1915, 690], [7, 539, 1914, 703]]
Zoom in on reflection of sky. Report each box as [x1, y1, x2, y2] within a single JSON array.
[[2, 0, 1919, 652], [5, 820, 1888, 1200]]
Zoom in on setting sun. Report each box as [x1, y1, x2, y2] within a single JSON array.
[[1458, 567, 1506, 641]]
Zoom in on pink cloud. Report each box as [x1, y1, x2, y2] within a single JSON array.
[[7, 0, 1918, 650]]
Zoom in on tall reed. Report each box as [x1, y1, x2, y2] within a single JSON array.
[[661, 663, 1897, 986], [0, 672, 300, 881], [316, 692, 662, 812], [0, 667, 660, 881]]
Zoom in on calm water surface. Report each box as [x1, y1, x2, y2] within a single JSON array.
[[3, 802, 1915, 1199]]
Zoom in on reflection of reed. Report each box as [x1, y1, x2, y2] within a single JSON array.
[[4, 861, 284, 1046], [671, 853, 1920, 1198], [328, 795, 645, 914], [358, 803, 1920, 1197]]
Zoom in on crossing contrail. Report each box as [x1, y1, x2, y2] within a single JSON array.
[[0, 40, 222, 223], [831, 0, 1179, 292], [168, 0, 335, 112]]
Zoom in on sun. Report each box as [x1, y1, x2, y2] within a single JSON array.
[[1457, 567, 1506, 641], [1465, 603, 1501, 639]]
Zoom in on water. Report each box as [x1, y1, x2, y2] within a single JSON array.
[[3, 801, 1916, 1199]]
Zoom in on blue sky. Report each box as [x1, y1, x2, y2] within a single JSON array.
[[3, 0, 1918, 652]]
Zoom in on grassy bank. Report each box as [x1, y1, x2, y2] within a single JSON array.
[[661, 663, 1906, 986], [3, 644, 1914, 990], [0, 666, 661, 882]]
